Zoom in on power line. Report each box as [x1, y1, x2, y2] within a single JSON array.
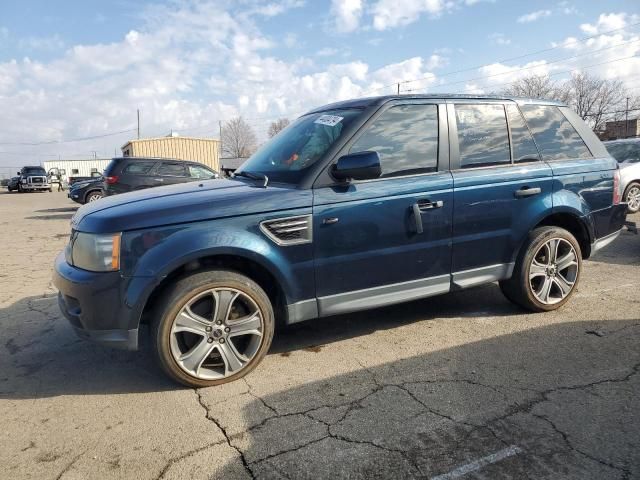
[[0, 128, 137, 146], [406, 38, 640, 93], [363, 21, 640, 95]]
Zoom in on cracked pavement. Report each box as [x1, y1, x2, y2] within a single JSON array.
[[0, 191, 638, 479]]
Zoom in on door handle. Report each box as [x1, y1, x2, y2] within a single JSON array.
[[514, 186, 541, 198], [416, 200, 444, 211], [412, 203, 424, 234]]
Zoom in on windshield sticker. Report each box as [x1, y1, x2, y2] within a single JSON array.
[[314, 114, 344, 127]]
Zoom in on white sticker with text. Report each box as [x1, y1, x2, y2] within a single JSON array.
[[314, 114, 344, 127]]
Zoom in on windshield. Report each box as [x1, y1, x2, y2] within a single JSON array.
[[24, 167, 46, 175], [236, 109, 363, 184], [605, 142, 640, 163]]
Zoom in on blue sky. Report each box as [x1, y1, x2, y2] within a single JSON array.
[[0, 0, 639, 167]]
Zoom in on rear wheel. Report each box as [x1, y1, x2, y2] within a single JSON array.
[[624, 182, 640, 214], [151, 270, 274, 387], [499, 226, 581, 312]]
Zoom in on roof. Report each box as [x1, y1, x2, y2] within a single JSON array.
[[122, 136, 219, 149], [306, 94, 565, 114]]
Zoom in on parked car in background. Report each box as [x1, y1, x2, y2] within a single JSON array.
[[604, 138, 640, 213], [6, 176, 20, 192], [102, 157, 219, 196], [16, 166, 51, 192], [68, 171, 103, 186], [54, 95, 629, 387], [68, 177, 104, 204]]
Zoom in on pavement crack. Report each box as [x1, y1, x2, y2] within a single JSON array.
[[155, 440, 226, 480], [193, 388, 256, 480], [243, 378, 278, 415], [55, 450, 86, 480], [532, 413, 631, 478]]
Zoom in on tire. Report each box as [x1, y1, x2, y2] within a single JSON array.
[[499, 226, 582, 312], [624, 182, 640, 214], [84, 190, 103, 203], [48, 188, 52, 192], [151, 269, 274, 387]]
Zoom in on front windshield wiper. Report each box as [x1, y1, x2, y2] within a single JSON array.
[[233, 170, 269, 188]]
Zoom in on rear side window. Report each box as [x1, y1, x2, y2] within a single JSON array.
[[506, 104, 540, 163], [188, 164, 216, 179], [157, 162, 186, 177], [123, 162, 156, 175], [349, 104, 438, 178], [520, 105, 592, 161], [455, 104, 510, 168]]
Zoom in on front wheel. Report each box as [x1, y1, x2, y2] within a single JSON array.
[[500, 226, 582, 312], [151, 270, 274, 387], [624, 182, 640, 214]]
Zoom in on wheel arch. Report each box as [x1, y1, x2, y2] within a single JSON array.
[[532, 210, 593, 259], [137, 251, 290, 329]]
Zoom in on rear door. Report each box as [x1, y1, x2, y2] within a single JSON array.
[[450, 101, 553, 288], [519, 104, 621, 239], [154, 161, 189, 187], [313, 101, 454, 316], [114, 160, 158, 193]]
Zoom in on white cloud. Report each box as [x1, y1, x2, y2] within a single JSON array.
[[517, 10, 552, 23], [372, 0, 451, 30], [580, 12, 639, 35], [488, 32, 511, 46], [0, 1, 450, 164], [330, 0, 363, 33]]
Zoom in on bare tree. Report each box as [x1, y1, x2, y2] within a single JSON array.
[[268, 118, 290, 138], [567, 72, 628, 131], [221, 117, 257, 158], [501, 74, 571, 103]]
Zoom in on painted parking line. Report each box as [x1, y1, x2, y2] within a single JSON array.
[[431, 445, 523, 480]]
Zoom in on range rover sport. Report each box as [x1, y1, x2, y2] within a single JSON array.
[[53, 95, 629, 387]]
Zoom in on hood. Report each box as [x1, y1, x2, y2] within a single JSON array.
[[72, 178, 312, 233]]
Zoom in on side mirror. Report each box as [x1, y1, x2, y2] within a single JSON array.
[[332, 151, 382, 181]]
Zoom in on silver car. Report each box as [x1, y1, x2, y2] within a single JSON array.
[[604, 139, 640, 213]]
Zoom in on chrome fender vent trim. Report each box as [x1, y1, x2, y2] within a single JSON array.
[[260, 215, 312, 246]]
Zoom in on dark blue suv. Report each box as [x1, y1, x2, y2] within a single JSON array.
[[53, 95, 628, 387]]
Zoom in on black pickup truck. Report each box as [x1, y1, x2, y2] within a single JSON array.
[[15, 166, 51, 192]]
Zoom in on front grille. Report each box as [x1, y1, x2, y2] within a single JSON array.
[[260, 215, 312, 246], [28, 176, 46, 184]]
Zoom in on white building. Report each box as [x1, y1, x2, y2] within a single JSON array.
[[42, 159, 111, 183]]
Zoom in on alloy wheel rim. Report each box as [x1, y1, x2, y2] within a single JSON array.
[[627, 186, 640, 212], [88, 194, 102, 202], [528, 238, 578, 305], [169, 287, 264, 380]]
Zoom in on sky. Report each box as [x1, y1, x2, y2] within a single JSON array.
[[0, 0, 639, 169]]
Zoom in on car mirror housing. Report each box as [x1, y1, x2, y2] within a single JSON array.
[[332, 151, 382, 181]]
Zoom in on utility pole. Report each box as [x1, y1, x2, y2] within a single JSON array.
[[625, 97, 629, 138], [397, 83, 400, 95], [219, 120, 223, 160], [137, 109, 140, 139]]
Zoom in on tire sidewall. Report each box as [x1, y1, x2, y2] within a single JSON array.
[[152, 270, 275, 388], [85, 190, 102, 203], [519, 227, 582, 312], [624, 182, 640, 213]]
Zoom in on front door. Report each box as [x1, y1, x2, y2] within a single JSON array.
[[313, 102, 454, 316]]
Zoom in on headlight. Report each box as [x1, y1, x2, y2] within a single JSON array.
[[67, 232, 121, 272]]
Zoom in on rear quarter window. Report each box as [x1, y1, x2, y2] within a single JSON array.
[[520, 105, 592, 161], [123, 162, 156, 175]]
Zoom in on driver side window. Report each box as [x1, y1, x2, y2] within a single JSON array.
[[349, 104, 438, 178]]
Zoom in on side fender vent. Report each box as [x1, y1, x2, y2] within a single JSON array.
[[260, 215, 312, 246]]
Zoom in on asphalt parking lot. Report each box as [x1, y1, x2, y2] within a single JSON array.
[[1, 190, 638, 479]]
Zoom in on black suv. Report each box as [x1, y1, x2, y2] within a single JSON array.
[[103, 157, 219, 196]]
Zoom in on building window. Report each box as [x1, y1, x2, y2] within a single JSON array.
[[72, 169, 79, 174]]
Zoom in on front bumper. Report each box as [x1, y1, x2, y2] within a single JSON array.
[[52, 252, 138, 350]]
